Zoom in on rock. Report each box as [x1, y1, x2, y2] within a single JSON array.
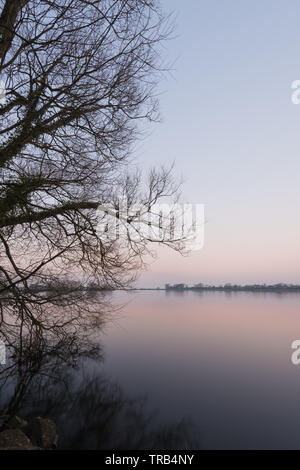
[[0, 428, 36, 449], [23, 417, 57, 449]]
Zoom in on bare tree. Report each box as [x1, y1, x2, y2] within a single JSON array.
[[0, 0, 185, 333]]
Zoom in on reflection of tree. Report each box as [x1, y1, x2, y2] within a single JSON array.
[[0, 293, 108, 416], [24, 375, 201, 450], [0, 288, 113, 360], [0, 319, 201, 450]]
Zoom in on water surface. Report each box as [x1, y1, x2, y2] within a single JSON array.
[[99, 290, 300, 449], [2, 290, 300, 449]]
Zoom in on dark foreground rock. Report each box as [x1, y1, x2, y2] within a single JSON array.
[[0, 416, 57, 450], [23, 417, 57, 449], [0, 429, 40, 450]]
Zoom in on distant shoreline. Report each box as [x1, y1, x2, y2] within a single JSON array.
[[127, 284, 300, 293]]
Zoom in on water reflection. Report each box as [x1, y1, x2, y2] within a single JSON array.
[[0, 302, 201, 450]]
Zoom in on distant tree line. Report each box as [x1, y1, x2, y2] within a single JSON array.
[[165, 283, 300, 292]]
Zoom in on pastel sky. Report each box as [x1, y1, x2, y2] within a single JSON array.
[[136, 0, 300, 287]]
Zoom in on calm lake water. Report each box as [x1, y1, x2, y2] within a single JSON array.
[[2, 290, 300, 449]]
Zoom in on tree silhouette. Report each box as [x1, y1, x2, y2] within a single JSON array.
[[0, 1, 185, 331]]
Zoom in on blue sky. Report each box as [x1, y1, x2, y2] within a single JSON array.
[[136, 0, 300, 286]]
